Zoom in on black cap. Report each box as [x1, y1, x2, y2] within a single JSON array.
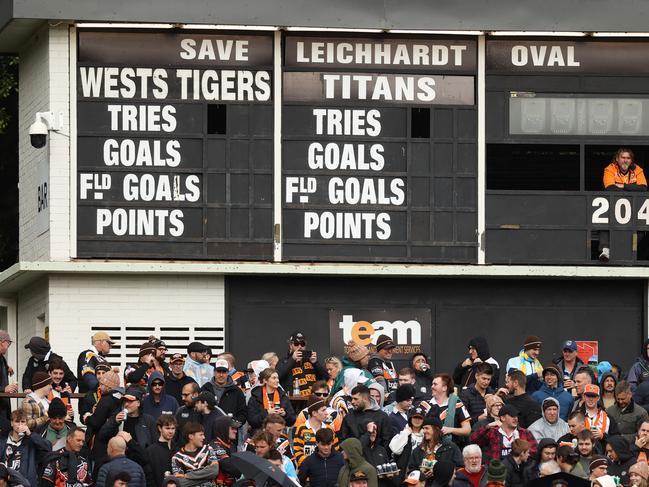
[[123, 387, 143, 401], [194, 391, 216, 408], [24, 336, 50, 359], [498, 404, 519, 418], [289, 331, 306, 342], [396, 384, 416, 403], [423, 416, 443, 429], [408, 406, 425, 419], [187, 341, 207, 354]]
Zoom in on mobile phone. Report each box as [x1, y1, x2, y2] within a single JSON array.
[[302, 350, 313, 361]]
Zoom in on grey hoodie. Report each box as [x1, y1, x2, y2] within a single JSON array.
[[368, 381, 386, 408], [528, 397, 570, 441]]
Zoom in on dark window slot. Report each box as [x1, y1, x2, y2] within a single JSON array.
[[208, 104, 227, 135], [411, 108, 430, 138], [585, 145, 649, 191], [637, 232, 649, 261], [487, 144, 580, 191]]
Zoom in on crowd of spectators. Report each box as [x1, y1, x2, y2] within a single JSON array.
[[0, 329, 648, 487]]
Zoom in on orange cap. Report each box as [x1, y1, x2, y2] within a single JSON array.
[[584, 384, 600, 396]]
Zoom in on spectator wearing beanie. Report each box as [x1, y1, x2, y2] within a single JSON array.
[[531, 364, 574, 421], [330, 341, 372, 396], [79, 363, 112, 424], [629, 461, 649, 486], [125, 342, 158, 389], [84, 370, 123, 451], [36, 397, 75, 451], [293, 395, 338, 467], [389, 384, 415, 435], [486, 459, 507, 486], [505, 336, 544, 393], [21, 371, 52, 430]]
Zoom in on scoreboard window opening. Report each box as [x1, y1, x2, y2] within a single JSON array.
[[208, 104, 227, 135], [509, 94, 649, 137], [585, 145, 649, 191], [486, 144, 580, 191], [411, 108, 431, 138]]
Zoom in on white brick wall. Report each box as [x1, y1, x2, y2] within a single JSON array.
[[16, 278, 48, 385], [18, 25, 71, 262], [47, 274, 225, 379], [48, 26, 71, 261], [18, 27, 50, 261]]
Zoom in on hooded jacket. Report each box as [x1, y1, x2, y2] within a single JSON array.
[[340, 385, 393, 452], [201, 375, 247, 425], [209, 416, 242, 486], [453, 337, 500, 390], [532, 382, 574, 421], [142, 372, 179, 419], [606, 435, 635, 484], [599, 372, 618, 410], [628, 339, 649, 392], [337, 438, 378, 487], [331, 358, 374, 396], [528, 398, 570, 441]]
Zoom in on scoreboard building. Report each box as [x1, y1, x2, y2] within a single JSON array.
[[0, 0, 646, 377]]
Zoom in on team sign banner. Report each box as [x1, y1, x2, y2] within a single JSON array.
[[329, 308, 432, 360]]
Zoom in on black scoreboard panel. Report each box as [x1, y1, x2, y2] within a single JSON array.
[[281, 35, 479, 262], [76, 31, 274, 260], [486, 38, 649, 265]]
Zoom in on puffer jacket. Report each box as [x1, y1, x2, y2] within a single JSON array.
[[531, 382, 574, 421], [528, 397, 569, 441], [505, 350, 543, 392], [96, 455, 146, 487], [628, 339, 649, 392], [337, 438, 378, 487]]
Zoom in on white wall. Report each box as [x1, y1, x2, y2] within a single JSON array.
[[48, 26, 71, 261], [18, 27, 50, 262], [18, 25, 72, 263], [47, 274, 225, 378], [16, 278, 48, 388]]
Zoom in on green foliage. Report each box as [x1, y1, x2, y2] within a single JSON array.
[[0, 57, 17, 133]]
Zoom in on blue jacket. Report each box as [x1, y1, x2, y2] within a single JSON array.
[[97, 455, 146, 487], [0, 432, 51, 487], [532, 383, 574, 421], [142, 371, 179, 419]]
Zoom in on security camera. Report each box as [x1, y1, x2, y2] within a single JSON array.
[[29, 119, 48, 148], [28, 111, 63, 149]]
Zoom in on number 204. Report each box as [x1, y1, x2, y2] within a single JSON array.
[[591, 197, 649, 225]]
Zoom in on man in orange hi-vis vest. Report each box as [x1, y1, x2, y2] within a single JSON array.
[[599, 148, 648, 263], [583, 384, 619, 451]]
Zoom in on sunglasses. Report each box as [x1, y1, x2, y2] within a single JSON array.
[[293, 340, 306, 346], [313, 392, 329, 397], [152, 382, 164, 387]]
